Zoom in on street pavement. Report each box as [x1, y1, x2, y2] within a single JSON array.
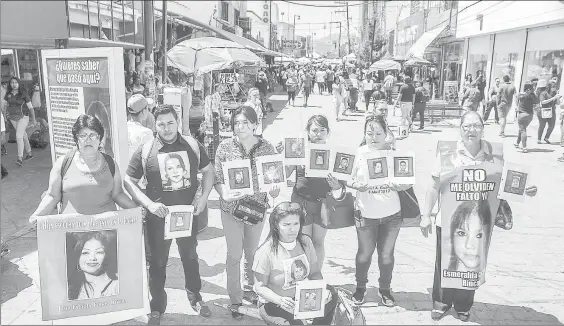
[[1, 87, 564, 325]]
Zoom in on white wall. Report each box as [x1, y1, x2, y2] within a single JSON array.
[[456, 1, 564, 38]]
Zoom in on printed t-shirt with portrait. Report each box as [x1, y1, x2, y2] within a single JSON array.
[[431, 140, 493, 226], [352, 145, 400, 219], [252, 236, 318, 298], [127, 134, 210, 206]]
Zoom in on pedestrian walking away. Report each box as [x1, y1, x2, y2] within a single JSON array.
[[484, 78, 500, 123], [394, 76, 415, 129], [496, 75, 517, 137], [213, 106, 280, 319], [412, 81, 429, 130], [514, 81, 538, 153], [123, 105, 215, 324], [362, 75, 375, 112]]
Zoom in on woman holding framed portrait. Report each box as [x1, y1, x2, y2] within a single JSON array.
[[253, 201, 338, 325], [213, 106, 280, 318]]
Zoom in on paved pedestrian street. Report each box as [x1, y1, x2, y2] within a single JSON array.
[[2, 91, 564, 325]]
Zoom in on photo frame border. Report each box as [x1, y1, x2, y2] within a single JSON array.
[[256, 154, 287, 192], [362, 150, 390, 186], [164, 205, 195, 240], [305, 143, 332, 178], [497, 162, 531, 203], [222, 159, 254, 196], [329, 146, 357, 183], [293, 280, 327, 320], [390, 151, 416, 184]]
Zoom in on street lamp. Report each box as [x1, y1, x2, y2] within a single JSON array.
[[293, 14, 300, 58]]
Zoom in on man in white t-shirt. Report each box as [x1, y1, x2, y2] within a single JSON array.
[[316, 69, 326, 95], [127, 95, 155, 162]]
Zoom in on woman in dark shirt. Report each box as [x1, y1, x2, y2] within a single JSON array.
[[2, 77, 37, 166], [514, 81, 538, 153], [537, 80, 561, 144], [282, 115, 345, 269]]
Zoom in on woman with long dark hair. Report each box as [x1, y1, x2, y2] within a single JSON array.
[[67, 230, 119, 300], [253, 202, 338, 325], [2, 77, 37, 166]]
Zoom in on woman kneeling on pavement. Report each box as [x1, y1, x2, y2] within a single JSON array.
[[279, 115, 346, 270], [419, 111, 538, 322], [29, 114, 137, 221], [214, 106, 280, 318], [253, 201, 338, 325], [347, 115, 411, 306]]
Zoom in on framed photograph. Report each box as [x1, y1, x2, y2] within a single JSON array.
[[329, 147, 357, 182], [256, 154, 286, 192], [294, 280, 327, 320], [222, 159, 254, 196], [498, 162, 531, 203], [164, 205, 194, 239], [36, 208, 147, 321], [397, 125, 409, 139], [157, 151, 192, 192], [305, 144, 331, 178], [390, 151, 416, 183], [284, 136, 307, 165], [362, 150, 389, 185]]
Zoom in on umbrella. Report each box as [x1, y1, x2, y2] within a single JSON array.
[[404, 57, 433, 66], [166, 37, 262, 76], [369, 59, 401, 71], [297, 57, 311, 64]]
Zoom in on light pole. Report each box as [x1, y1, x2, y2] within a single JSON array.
[[293, 14, 300, 58], [312, 32, 316, 58]]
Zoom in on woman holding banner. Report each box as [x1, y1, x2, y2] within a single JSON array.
[[29, 114, 136, 222], [345, 115, 410, 307], [419, 111, 537, 322]]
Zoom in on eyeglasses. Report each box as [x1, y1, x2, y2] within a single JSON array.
[[78, 133, 100, 141], [461, 124, 484, 131]]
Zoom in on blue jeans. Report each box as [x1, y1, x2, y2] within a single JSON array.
[[354, 211, 402, 290]]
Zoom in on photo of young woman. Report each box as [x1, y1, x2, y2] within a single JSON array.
[[447, 200, 493, 272], [157, 152, 192, 191], [66, 230, 119, 301]]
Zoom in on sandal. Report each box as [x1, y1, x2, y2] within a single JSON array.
[[457, 311, 471, 322], [431, 309, 449, 321]]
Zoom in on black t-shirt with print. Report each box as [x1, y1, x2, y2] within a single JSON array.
[[127, 134, 210, 206]]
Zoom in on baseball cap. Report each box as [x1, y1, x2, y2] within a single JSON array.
[[127, 94, 148, 114]]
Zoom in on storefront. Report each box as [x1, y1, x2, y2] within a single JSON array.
[[521, 24, 564, 91], [440, 41, 465, 103]]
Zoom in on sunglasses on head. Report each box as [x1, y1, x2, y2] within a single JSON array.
[[276, 202, 303, 214]]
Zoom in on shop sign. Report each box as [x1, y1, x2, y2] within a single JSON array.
[[219, 73, 237, 84], [262, 1, 270, 23], [443, 80, 459, 104]]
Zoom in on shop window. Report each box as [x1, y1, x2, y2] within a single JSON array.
[[466, 53, 488, 84], [522, 50, 563, 90], [491, 52, 519, 85], [1, 50, 17, 84], [234, 9, 240, 26]]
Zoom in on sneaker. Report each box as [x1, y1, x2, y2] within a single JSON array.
[[230, 303, 244, 319], [379, 289, 395, 307], [16, 157, 23, 166], [431, 308, 450, 321], [352, 288, 366, 305], [544, 138, 551, 144], [191, 300, 212, 318], [514, 143, 519, 148], [23, 153, 33, 161], [537, 140, 542, 144], [147, 311, 161, 325], [457, 311, 471, 322], [243, 290, 259, 306]]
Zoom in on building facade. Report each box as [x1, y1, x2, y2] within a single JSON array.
[[456, 0, 564, 107]]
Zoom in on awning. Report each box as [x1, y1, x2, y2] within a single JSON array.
[[405, 25, 448, 60], [67, 37, 144, 49]]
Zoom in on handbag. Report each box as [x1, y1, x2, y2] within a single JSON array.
[[541, 107, 553, 119], [331, 287, 366, 325], [323, 192, 355, 229], [494, 199, 513, 230], [398, 187, 421, 219], [233, 198, 267, 225]]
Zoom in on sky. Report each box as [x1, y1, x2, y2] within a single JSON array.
[[273, 0, 363, 39]]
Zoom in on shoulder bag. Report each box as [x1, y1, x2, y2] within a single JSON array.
[[541, 107, 553, 119], [331, 287, 366, 325], [398, 187, 421, 219], [323, 191, 355, 229]]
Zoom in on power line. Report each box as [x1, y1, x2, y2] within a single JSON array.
[[278, 0, 364, 8]]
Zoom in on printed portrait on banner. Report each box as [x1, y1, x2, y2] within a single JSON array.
[[497, 162, 531, 203], [229, 167, 251, 189], [394, 157, 414, 177], [333, 153, 354, 174], [294, 280, 327, 320], [285, 138, 305, 158], [299, 288, 323, 312], [281, 254, 310, 290], [367, 157, 388, 179], [438, 140, 503, 290], [310, 149, 329, 170], [157, 151, 191, 191], [37, 208, 145, 321], [164, 205, 194, 239], [263, 162, 284, 184]]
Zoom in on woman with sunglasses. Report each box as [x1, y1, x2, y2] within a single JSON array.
[[253, 201, 338, 325], [419, 111, 538, 322], [346, 114, 410, 307]]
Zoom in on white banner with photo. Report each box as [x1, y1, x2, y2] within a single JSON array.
[[389, 151, 416, 184], [283, 136, 307, 166], [497, 162, 531, 203], [222, 159, 254, 196], [329, 146, 357, 183], [36, 208, 149, 323], [294, 280, 327, 320], [256, 154, 286, 192], [361, 150, 391, 186]]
